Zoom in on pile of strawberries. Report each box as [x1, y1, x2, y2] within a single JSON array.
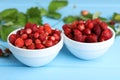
[[62, 18, 113, 43], [9, 23, 61, 49]]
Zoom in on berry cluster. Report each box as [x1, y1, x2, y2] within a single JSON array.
[[62, 18, 113, 43], [9, 23, 61, 49], [0, 48, 11, 57]]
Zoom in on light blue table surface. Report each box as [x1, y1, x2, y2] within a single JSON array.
[[0, 0, 120, 80]]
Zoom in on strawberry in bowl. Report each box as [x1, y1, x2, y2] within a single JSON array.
[[62, 18, 115, 60], [7, 23, 63, 67]]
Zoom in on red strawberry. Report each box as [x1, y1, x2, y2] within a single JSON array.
[[86, 21, 94, 29], [25, 39, 33, 46], [35, 43, 45, 49], [38, 26, 44, 34], [52, 29, 61, 36], [70, 21, 77, 29], [62, 24, 71, 35], [83, 28, 91, 35], [9, 34, 17, 44], [45, 40, 53, 47], [25, 28, 32, 34], [0, 49, 3, 56], [19, 29, 25, 35], [99, 22, 108, 30], [25, 22, 32, 29], [53, 33, 60, 41], [44, 23, 52, 34], [48, 36, 56, 41], [77, 23, 85, 31], [73, 29, 82, 36], [34, 32, 39, 39], [27, 43, 35, 49], [15, 38, 24, 48], [92, 25, 101, 36], [85, 34, 97, 43], [21, 33, 28, 40], [35, 39, 41, 44], [99, 29, 112, 41], [32, 24, 38, 32], [39, 33, 47, 41], [74, 35, 84, 42], [81, 10, 89, 16]]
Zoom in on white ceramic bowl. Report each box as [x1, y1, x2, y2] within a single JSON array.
[[63, 27, 115, 60], [7, 28, 63, 67]]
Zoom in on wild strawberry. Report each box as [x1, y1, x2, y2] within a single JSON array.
[[92, 25, 101, 36], [77, 23, 85, 31], [62, 24, 71, 35], [27, 43, 35, 49], [35, 43, 45, 49], [99, 22, 108, 30], [25, 39, 33, 46], [53, 40, 59, 45], [53, 33, 60, 41], [9, 34, 17, 44], [38, 26, 44, 34], [99, 29, 112, 41], [93, 18, 101, 24], [25, 22, 32, 29], [32, 24, 38, 32], [73, 29, 82, 36], [45, 40, 53, 47], [81, 10, 89, 16], [34, 32, 39, 39], [15, 38, 24, 48], [109, 20, 115, 25], [78, 20, 84, 24], [52, 29, 61, 36], [35, 39, 41, 44], [86, 21, 94, 29], [21, 33, 28, 40], [19, 29, 25, 35], [25, 28, 32, 34], [67, 34, 73, 39], [44, 23, 52, 34], [39, 33, 47, 41], [0, 49, 3, 56], [74, 35, 84, 42], [70, 21, 77, 29], [48, 36, 56, 41], [85, 34, 97, 43], [83, 28, 91, 35]]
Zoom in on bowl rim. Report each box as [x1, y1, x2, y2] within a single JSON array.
[[7, 27, 63, 52], [62, 26, 115, 45]]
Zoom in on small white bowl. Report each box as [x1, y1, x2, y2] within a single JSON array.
[[63, 27, 115, 60], [7, 28, 63, 67]]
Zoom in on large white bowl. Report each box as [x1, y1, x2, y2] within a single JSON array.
[[63, 27, 115, 60], [7, 28, 63, 67]]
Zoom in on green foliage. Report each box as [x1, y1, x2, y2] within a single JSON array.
[[48, 0, 68, 13]]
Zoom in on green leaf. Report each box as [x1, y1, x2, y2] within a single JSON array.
[[63, 16, 78, 23], [48, 0, 68, 13], [0, 8, 18, 22], [112, 13, 120, 22], [28, 17, 42, 25], [0, 25, 19, 41], [79, 13, 92, 21], [47, 12, 61, 19], [16, 12, 27, 26], [26, 7, 41, 18], [40, 8, 48, 16], [92, 12, 101, 19]]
